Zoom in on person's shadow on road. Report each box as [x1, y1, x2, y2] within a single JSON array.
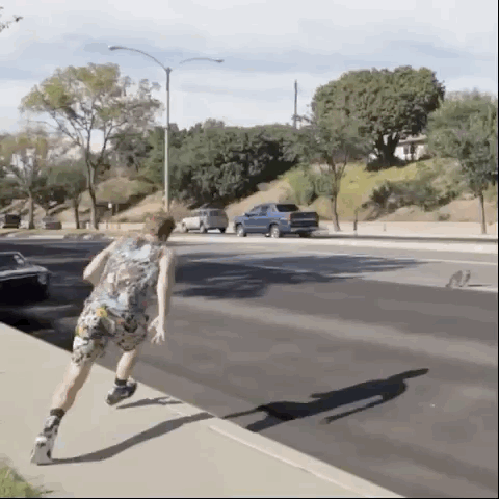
[[224, 369, 429, 432]]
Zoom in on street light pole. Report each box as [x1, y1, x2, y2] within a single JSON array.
[[108, 45, 224, 212], [165, 67, 171, 212]]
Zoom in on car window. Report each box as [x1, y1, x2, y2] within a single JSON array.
[[257, 205, 269, 216], [0, 254, 24, 269], [276, 204, 299, 212], [209, 210, 221, 216]]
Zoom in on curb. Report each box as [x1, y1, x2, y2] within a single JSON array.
[[1, 231, 497, 244]]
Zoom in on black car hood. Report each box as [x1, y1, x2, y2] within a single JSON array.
[[0, 264, 50, 282]]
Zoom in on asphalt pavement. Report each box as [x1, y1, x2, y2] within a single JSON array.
[[0, 237, 497, 498]]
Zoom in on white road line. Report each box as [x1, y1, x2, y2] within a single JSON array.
[[293, 250, 498, 267], [187, 250, 497, 266]]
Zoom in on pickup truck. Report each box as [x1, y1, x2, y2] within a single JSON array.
[[234, 203, 319, 238]]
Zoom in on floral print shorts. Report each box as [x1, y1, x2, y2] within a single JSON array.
[[72, 304, 149, 366]]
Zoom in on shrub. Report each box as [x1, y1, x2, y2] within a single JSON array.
[[286, 168, 317, 206]]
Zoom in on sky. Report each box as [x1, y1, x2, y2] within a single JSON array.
[[1, 0, 497, 143]]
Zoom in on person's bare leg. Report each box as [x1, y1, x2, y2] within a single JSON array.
[[30, 361, 92, 465], [115, 347, 140, 380], [106, 347, 141, 405], [51, 361, 93, 412]]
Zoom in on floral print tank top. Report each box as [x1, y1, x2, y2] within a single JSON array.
[[85, 236, 174, 319]]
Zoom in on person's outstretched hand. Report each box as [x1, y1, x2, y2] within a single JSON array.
[[150, 316, 166, 345]]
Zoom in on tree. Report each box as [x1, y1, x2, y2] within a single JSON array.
[[427, 94, 497, 234], [0, 130, 49, 229], [20, 63, 161, 229], [0, 6, 22, 33], [313, 66, 445, 167], [45, 159, 87, 229], [297, 113, 371, 231]]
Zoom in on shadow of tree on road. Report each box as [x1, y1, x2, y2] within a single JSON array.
[[224, 369, 429, 431], [175, 254, 422, 300]]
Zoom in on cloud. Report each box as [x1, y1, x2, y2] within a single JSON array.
[[0, 0, 496, 133]]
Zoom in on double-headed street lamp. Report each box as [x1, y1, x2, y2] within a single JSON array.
[[108, 45, 224, 212]]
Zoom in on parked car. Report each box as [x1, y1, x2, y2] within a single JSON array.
[[0, 214, 21, 229], [234, 203, 319, 238], [41, 216, 62, 230], [0, 252, 51, 301], [180, 207, 229, 234]]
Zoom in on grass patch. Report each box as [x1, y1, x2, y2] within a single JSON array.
[[0, 465, 46, 498], [282, 157, 474, 220]]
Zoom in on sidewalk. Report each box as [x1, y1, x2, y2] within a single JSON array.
[[0, 322, 402, 498]]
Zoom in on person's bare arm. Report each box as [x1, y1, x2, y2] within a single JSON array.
[[152, 249, 176, 344], [82, 239, 120, 286]]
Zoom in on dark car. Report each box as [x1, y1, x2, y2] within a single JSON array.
[[0, 252, 51, 301], [41, 216, 62, 230], [0, 214, 21, 229], [234, 203, 319, 238]]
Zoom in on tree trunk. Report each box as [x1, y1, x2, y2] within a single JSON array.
[[332, 194, 341, 232], [478, 190, 487, 234], [384, 134, 399, 166], [375, 133, 399, 167], [374, 134, 385, 166], [86, 162, 99, 230], [88, 185, 99, 230], [27, 192, 35, 230], [72, 198, 80, 230]]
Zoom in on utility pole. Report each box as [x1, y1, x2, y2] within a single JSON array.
[[293, 80, 298, 129]]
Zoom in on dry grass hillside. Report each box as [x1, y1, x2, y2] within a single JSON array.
[[1, 157, 497, 226]]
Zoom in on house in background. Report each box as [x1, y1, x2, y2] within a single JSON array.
[[394, 134, 428, 161]]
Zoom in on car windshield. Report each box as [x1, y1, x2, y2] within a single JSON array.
[[275, 204, 299, 212], [0, 254, 25, 269]]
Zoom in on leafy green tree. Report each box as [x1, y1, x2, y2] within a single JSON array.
[[0, 6, 22, 33], [313, 66, 445, 167], [137, 123, 297, 206], [20, 63, 161, 229], [43, 158, 87, 229], [0, 130, 49, 229], [297, 113, 371, 231], [427, 93, 497, 234]]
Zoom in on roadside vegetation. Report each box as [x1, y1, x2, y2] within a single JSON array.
[[1, 63, 497, 233], [0, 465, 46, 498]]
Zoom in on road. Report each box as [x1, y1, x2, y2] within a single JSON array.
[[0, 237, 497, 498]]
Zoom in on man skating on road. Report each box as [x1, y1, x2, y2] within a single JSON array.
[[30, 215, 177, 465]]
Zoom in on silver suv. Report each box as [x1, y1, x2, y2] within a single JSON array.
[[180, 207, 229, 234]]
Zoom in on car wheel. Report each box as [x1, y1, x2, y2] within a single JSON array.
[[219, 228, 226, 234], [269, 225, 281, 238], [180, 223, 188, 233], [200, 224, 207, 234], [235, 224, 246, 237]]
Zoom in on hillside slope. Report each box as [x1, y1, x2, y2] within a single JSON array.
[[1, 158, 497, 226]]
